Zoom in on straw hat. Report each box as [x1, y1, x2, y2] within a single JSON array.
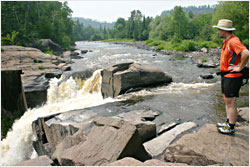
[[213, 19, 236, 31]]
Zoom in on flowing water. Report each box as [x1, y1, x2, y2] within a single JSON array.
[[1, 41, 249, 166]]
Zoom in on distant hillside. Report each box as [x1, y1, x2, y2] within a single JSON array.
[[161, 5, 216, 17], [72, 17, 115, 29]]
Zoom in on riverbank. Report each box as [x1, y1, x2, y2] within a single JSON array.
[[104, 40, 221, 68]]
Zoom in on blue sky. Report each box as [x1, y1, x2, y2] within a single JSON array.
[[67, 0, 218, 23]]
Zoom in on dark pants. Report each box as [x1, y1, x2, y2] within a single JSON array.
[[221, 77, 243, 98]]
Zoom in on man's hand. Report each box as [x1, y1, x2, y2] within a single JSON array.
[[228, 64, 242, 72]]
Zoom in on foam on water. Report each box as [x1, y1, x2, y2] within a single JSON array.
[[117, 82, 216, 100], [1, 70, 114, 166]]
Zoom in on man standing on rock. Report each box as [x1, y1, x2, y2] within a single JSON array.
[[213, 19, 249, 134]]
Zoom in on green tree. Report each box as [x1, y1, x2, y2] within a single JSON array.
[[127, 10, 143, 40], [170, 6, 189, 41], [1, 1, 75, 48], [191, 13, 213, 40], [114, 18, 126, 38], [212, 1, 249, 48]]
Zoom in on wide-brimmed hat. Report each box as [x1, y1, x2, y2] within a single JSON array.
[[213, 19, 236, 31]]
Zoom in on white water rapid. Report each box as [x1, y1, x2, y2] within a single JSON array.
[[1, 70, 114, 166]]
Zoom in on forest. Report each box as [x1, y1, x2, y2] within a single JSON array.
[[1, 1, 249, 51]]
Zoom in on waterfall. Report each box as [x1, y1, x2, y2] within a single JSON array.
[[1, 69, 114, 166]]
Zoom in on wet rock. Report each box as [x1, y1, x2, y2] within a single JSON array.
[[44, 71, 62, 79], [143, 122, 197, 157], [200, 74, 214, 79], [55, 117, 151, 166], [101, 62, 172, 98], [15, 155, 54, 166], [197, 63, 217, 68], [70, 51, 82, 59], [25, 90, 47, 109], [81, 50, 88, 54], [163, 124, 249, 166]]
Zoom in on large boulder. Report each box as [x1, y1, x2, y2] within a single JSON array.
[[164, 124, 249, 166], [101, 62, 172, 98], [32, 39, 63, 56], [54, 117, 151, 166]]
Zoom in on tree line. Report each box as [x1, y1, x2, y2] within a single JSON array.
[[160, 5, 216, 17], [1, 1, 249, 50], [1, 1, 75, 49]]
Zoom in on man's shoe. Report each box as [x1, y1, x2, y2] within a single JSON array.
[[218, 125, 235, 135], [216, 122, 229, 127]]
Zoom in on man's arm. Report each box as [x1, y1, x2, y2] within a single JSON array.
[[228, 49, 249, 72]]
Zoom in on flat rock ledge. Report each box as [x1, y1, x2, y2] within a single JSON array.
[[164, 123, 249, 166], [101, 62, 172, 98]]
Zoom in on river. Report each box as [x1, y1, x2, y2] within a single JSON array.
[[71, 41, 248, 124], [1, 41, 249, 166]]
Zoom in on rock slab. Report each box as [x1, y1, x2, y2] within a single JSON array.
[[164, 124, 249, 166], [143, 122, 197, 157]]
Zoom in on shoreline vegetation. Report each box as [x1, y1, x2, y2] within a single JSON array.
[[103, 38, 218, 52]]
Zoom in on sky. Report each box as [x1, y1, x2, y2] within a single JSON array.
[[66, 0, 219, 23]]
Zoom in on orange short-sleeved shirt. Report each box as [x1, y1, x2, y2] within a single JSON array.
[[220, 35, 247, 78]]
